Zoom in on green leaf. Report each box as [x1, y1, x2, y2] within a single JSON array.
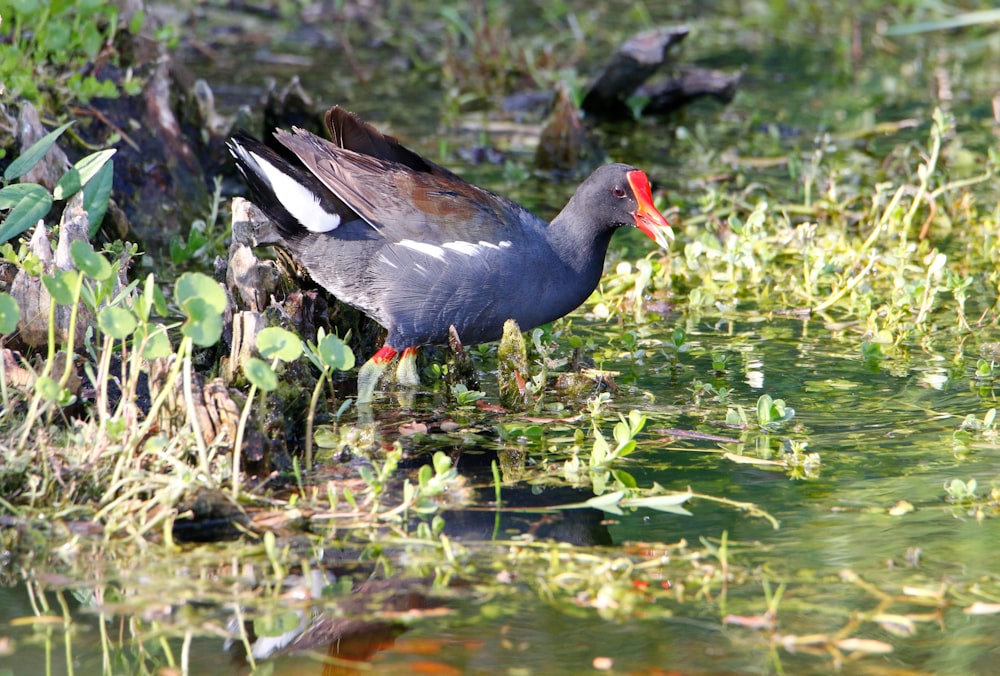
[[129, 9, 145, 34], [583, 490, 626, 515], [613, 419, 630, 447], [3, 122, 74, 181], [245, 357, 278, 391], [611, 468, 638, 488], [98, 306, 137, 339], [418, 463, 432, 488], [625, 492, 694, 516], [317, 333, 355, 371], [53, 149, 116, 201], [180, 297, 223, 347], [83, 159, 113, 237], [141, 325, 172, 360], [756, 394, 773, 425], [0, 185, 53, 244], [628, 409, 646, 433], [70, 240, 112, 280], [175, 273, 225, 347], [0, 293, 20, 334], [175, 272, 226, 314], [42, 270, 79, 306], [615, 440, 637, 459], [134, 273, 155, 322], [590, 429, 610, 466], [0, 183, 47, 209], [34, 375, 61, 402], [256, 326, 302, 362], [313, 426, 340, 448], [432, 451, 452, 476], [151, 283, 168, 317]]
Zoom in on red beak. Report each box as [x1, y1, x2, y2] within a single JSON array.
[[626, 170, 673, 249]]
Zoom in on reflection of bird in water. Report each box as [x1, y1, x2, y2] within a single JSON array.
[[225, 448, 618, 670], [226, 569, 440, 670]]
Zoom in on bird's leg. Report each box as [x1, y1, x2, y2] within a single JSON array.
[[395, 347, 420, 387], [356, 345, 396, 404]]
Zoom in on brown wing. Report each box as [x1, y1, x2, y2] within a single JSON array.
[[273, 127, 533, 245], [324, 106, 463, 180]]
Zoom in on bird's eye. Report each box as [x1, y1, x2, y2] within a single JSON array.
[[612, 185, 626, 198]]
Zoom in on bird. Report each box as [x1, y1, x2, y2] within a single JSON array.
[[227, 106, 672, 403]]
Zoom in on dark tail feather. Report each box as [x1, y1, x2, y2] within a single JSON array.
[[324, 106, 461, 180]]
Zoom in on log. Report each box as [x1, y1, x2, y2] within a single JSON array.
[[497, 319, 531, 410], [640, 67, 745, 117], [581, 25, 690, 119], [534, 85, 600, 173]]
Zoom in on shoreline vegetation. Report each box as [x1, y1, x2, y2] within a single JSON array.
[[2, 1, 1000, 673]]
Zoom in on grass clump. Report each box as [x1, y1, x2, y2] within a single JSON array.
[[0, 0, 147, 107]]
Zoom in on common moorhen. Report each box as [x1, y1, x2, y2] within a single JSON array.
[[228, 106, 672, 403]]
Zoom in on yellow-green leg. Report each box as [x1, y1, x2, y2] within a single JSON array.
[[356, 345, 396, 404], [396, 347, 420, 387]]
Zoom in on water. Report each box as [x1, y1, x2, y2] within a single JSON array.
[[5, 1, 1000, 674]]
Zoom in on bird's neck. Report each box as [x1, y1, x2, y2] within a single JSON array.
[[546, 214, 616, 276]]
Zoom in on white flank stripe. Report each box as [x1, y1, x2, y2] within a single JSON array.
[[250, 150, 341, 233], [498, 240, 512, 248], [443, 241, 482, 256], [398, 239, 446, 260]]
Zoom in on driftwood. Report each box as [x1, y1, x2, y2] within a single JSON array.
[[578, 24, 742, 121], [534, 85, 600, 172], [221, 198, 282, 382], [581, 25, 691, 119], [172, 486, 251, 543], [62, 27, 213, 253], [147, 354, 266, 467], [496, 318, 531, 411], [446, 325, 480, 393], [8, 193, 117, 350], [534, 25, 742, 172], [639, 67, 744, 116], [223, 198, 391, 399]]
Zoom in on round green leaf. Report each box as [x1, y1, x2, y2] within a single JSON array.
[[245, 357, 278, 392], [175, 272, 226, 314], [152, 284, 169, 317], [42, 270, 79, 306], [141, 325, 172, 360], [317, 333, 355, 371], [0, 293, 20, 335], [175, 273, 225, 347], [70, 240, 112, 280], [256, 326, 302, 362], [98, 305, 137, 339], [180, 297, 223, 347], [34, 375, 60, 402]]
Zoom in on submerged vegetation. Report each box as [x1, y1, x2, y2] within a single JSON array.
[[3, 0, 1000, 674]]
